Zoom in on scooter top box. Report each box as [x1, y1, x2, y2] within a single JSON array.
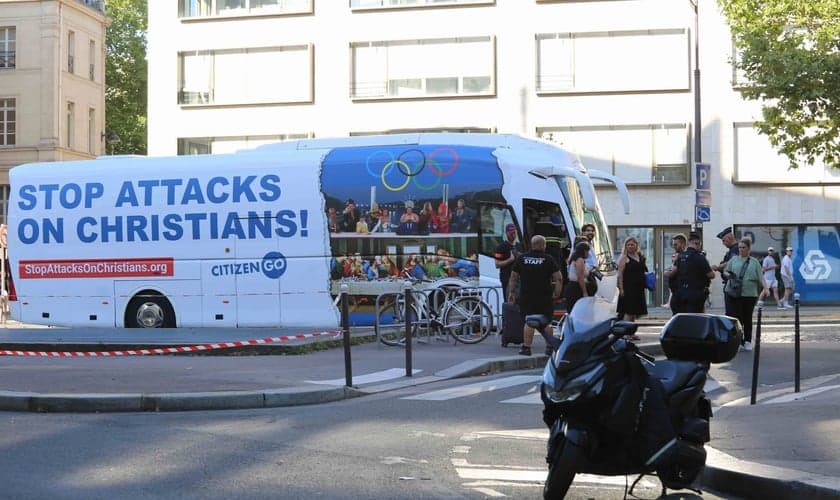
[[660, 313, 743, 363]]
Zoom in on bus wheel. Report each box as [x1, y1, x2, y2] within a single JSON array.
[[126, 293, 175, 328]]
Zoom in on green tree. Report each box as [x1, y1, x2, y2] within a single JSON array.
[[718, 0, 840, 169], [105, 0, 147, 155]]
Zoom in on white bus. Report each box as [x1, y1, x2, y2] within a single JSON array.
[[6, 133, 629, 328]]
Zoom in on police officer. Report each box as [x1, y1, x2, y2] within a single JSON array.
[[668, 233, 715, 313]]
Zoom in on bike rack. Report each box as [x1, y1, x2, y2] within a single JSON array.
[[373, 283, 502, 348]]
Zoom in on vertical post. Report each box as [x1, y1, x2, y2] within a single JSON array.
[[750, 300, 763, 405], [794, 293, 801, 393], [340, 284, 352, 387], [690, 0, 702, 163], [404, 287, 413, 377]]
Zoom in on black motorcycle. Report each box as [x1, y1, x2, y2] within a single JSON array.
[[533, 311, 742, 499]]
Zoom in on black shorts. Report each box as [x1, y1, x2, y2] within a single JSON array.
[[519, 298, 554, 323]]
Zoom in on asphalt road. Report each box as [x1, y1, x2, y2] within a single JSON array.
[[0, 370, 737, 499]]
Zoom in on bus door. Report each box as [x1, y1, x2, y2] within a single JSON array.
[[477, 202, 520, 286], [233, 232, 281, 327], [522, 199, 571, 274]]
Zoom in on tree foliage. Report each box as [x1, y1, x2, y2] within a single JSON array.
[[104, 0, 147, 155], [718, 0, 840, 169]]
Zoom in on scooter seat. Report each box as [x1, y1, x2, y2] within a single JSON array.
[[646, 360, 703, 397]]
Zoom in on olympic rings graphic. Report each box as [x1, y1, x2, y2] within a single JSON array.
[[380, 160, 413, 192], [365, 147, 460, 192]]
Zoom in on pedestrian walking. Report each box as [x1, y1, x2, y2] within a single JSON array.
[[668, 233, 715, 314], [780, 247, 795, 308], [723, 237, 765, 351], [563, 240, 591, 314], [759, 247, 782, 308], [494, 223, 523, 301], [507, 235, 563, 356], [616, 236, 648, 325], [711, 226, 739, 317]]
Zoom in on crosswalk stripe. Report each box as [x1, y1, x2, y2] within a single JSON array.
[[501, 391, 542, 405], [402, 375, 540, 401], [308, 368, 421, 386]]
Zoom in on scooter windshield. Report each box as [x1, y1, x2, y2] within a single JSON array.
[[555, 314, 614, 370]]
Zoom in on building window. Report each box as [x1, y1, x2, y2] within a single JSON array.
[[68, 30, 75, 74], [66, 102, 75, 148], [0, 185, 8, 225], [88, 108, 96, 154], [177, 133, 310, 155], [0, 27, 15, 69], [89, 40, 96, 81], [0, 98, 15, 146], [351, 36, 495, 100], [536, 29, 689, 94], [350, 0, 493, 10], [178, 45, 313, 106], [178, 0, 312, 18], [538, 124, 690, 185], [733, 123, 840, 184], [731, 43, 750, 88]]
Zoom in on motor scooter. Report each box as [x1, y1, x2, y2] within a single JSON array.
[[533, 306, 742, 499]]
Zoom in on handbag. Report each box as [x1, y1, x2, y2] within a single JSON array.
[[724, 258, 750, 298], [644, 271, 656, 291]]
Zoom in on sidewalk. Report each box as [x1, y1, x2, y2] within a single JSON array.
[[0, 306, 839, 499]]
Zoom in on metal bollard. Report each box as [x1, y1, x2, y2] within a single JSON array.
[[404, 287, 413, 378], [794, 293, 801, 393], [340, 285, 352, 387], [750, 300, 763, 405]]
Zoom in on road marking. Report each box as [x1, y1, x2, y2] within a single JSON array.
[[501, 392, 541, 405], [402, 375, 540, 401], [720, 374, 840, 407], [471, 487, 506, 497], [308, 368, 421, 386], [763, 384, 840, 404]]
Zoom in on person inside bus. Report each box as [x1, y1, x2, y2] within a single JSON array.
[[418, 201, 434, 235], [379, 255, 399, 278], [451, 198, 476, 233], [449, 253, 479, 278], [327, 207, 340, 233], [432, 201, 450, 233], [398, 201, 420, 235], [341, 198, 359, 232], [423, 255, 448, 279]]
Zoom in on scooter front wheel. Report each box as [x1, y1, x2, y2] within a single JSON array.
[[543, 439, 581, 499]]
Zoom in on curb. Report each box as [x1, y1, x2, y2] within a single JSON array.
[[701, 448, 840, 500], [0, 385, 362, 413]]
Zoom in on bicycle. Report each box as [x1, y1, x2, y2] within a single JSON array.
[[377, 278, 494, 346]]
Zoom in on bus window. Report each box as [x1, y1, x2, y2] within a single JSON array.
[[477, 203, 519, 258]]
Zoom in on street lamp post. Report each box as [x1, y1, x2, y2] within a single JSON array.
[[690, 0, 701, 163]]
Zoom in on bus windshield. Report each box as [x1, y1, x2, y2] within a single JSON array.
[[553, 176, 614, 271]]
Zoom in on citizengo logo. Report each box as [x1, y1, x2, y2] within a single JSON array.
[[20, 258, 174, 279], [210, 251, 287, 279]]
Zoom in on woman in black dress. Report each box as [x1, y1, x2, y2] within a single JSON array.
[[617, 236, 648, 325]]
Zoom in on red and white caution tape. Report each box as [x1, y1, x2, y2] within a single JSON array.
[[0, 330, 343, 357]]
